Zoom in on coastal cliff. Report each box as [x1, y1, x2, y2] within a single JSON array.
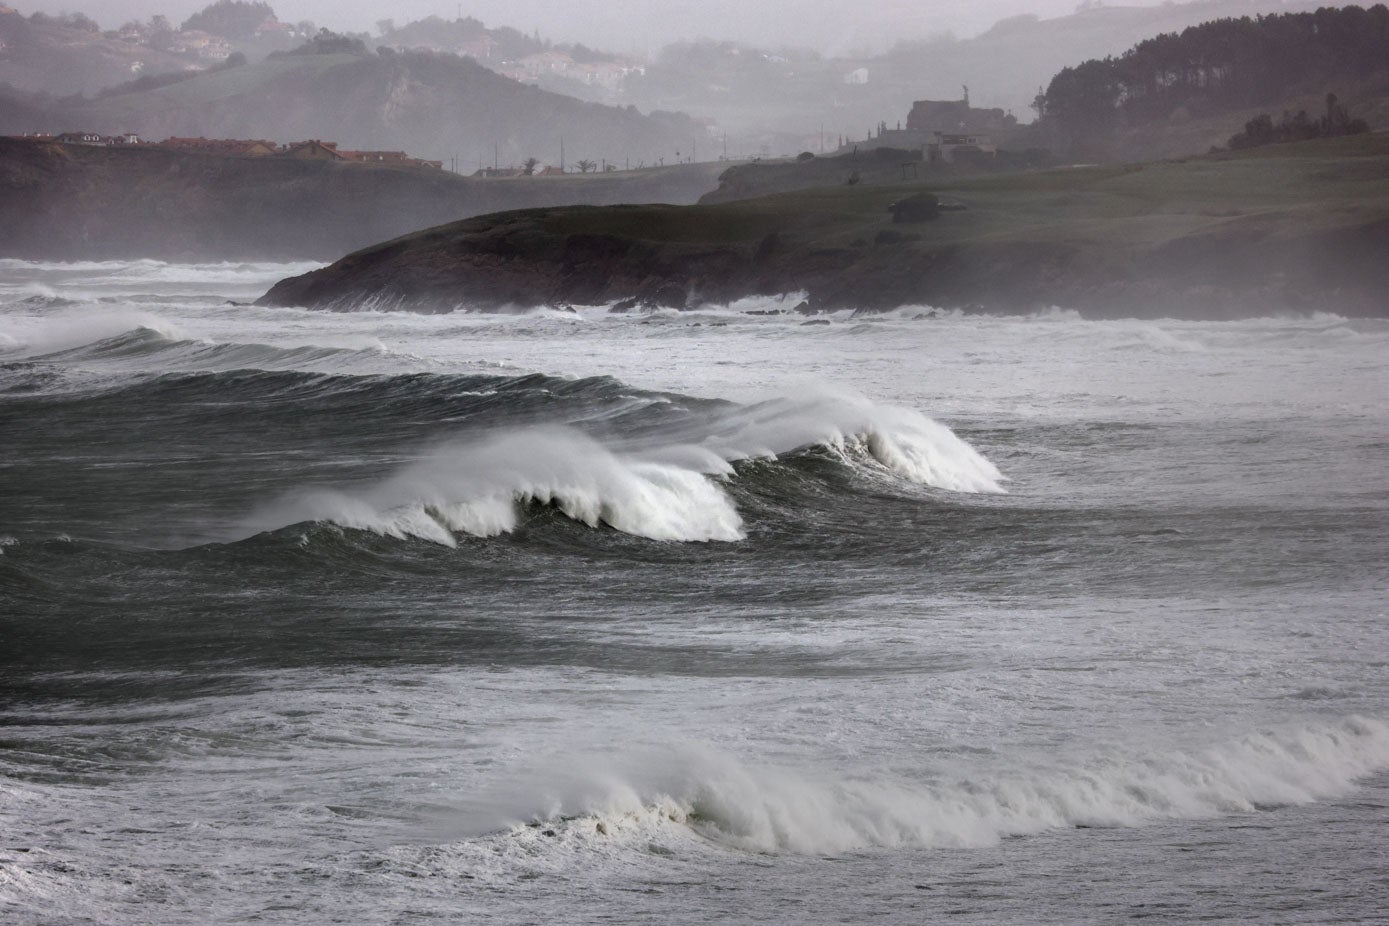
[[0, 138, 727, 261], [259, 133, 1389, 318]]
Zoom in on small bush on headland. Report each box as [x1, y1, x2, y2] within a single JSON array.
[[1228, 93, 1370, 150]]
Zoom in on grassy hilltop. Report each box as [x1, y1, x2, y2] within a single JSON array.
[[260, 132, 1389, 318]]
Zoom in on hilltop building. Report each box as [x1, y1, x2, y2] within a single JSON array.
[[928, 132, 998, 163], [161, 137, 278, 157], [836, 90, 1015, 158], [53, 132, 143, 146], [282, 139, 344, 160]]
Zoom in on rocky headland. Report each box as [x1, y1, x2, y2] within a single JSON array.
[[259, 133, 1389, 318]]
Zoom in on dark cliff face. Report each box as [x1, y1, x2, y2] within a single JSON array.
[[258, 134, 1389, 319], [0, 139, 726, 261]]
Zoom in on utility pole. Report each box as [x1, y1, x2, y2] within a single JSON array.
[[560, 137, 565, 172]]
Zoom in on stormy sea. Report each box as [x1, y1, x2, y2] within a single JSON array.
[[2, 259, 1387, 924]]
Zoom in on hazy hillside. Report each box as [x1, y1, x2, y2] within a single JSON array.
[[0, 3, 330, 99], [0, 136, 729, 260], [0, 8, 204, 97], [30, 40, 705, 168]]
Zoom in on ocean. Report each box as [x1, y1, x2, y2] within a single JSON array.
[[2, 259, 1387, 924]]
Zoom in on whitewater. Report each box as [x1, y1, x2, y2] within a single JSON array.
[[2, 260, 1387, 924]]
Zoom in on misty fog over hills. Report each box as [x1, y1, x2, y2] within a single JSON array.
[[1, 0, 1372, 160], [59, 43, 702, 168]]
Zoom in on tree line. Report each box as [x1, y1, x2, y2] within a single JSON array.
[[1039, 4, 1389, 154]]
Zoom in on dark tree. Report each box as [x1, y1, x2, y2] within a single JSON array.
[[1040, 5, 1389, 155], [181, 1, 276, 40]]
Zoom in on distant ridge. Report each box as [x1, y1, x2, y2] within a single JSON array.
[[1, 39, 705, 168]]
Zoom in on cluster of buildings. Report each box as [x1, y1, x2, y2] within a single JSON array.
[[39, 132, 443, 169], [837, 93, 1017, 163], [121, 27, 233, 65], [496, 50, 644, 93]]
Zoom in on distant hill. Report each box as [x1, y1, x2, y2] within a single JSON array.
[[0, 136, 729, 261], [10, 39, 705, 167], [0, 3, 320, 99]]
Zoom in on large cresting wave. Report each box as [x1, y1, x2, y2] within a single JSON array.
[[245, 390, 1005, 544], [250, 428, 745, 544]]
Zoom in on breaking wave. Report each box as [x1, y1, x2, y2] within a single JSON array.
[[250, 428, 746, 544], [244, 389, 1003, 544], [468, 715, 1389, 857]]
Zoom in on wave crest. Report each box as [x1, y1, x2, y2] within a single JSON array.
[[246, 389, 1002, 544], [250, 428, 745, 544], [699, 390, 1005, 494]]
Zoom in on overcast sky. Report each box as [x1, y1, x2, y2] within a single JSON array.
[[26, 0, 1153, 54]]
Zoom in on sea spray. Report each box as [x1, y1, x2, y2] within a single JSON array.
[[681, 387, 1006, 494]]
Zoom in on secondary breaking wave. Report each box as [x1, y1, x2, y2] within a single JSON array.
[[471, 715, 1389, 857]]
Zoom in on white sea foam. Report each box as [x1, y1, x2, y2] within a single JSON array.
[[247, 427, 745, 544], [471, 715, 1389, 857]]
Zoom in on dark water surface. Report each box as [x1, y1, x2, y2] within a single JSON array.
[[3, 262, 1387, 923]]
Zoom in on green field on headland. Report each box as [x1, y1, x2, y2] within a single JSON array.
[[261, 132, 1389, 318]]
